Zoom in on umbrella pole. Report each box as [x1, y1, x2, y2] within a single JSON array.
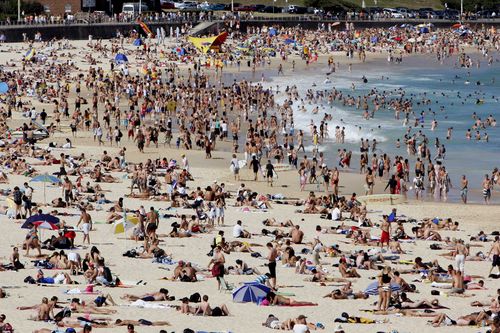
[[44, 182, 46, 205]]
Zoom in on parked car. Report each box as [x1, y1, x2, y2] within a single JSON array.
[[418, 8, 435, 18], [395, 7, 415, 18], [160, 0, 176, 9], [223, 3, 239, 10], [235, 5, 256, 11], [260, 5, 282, 13], [198, 2, 225, 10], [178, 1, 199, 9], [443, 9, 459, 19], [383, 8, 404, 18], [172, 0, 185, 8], [254, 4, 266, 11], [476, 10, 497, 18], [287, 5, 307, 14]]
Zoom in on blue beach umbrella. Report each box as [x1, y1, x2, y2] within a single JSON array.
[[22, 214, 60, 229], [31, 174, 61, 184], [115, 53, 128, 64], [0, 82, 8, 94], [133, 38, 143, 46], [232, 283, 270, 303], [31, 173, 62, 204], [364, 281, 401, 295]]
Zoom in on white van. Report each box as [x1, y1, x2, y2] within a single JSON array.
[[122, 2, 149, 15]]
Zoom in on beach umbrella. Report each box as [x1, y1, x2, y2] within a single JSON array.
[[133, 38, 143, 46], [113, 213, 139, 234], [22, 214, 60, 230], [0, 82, 8, 94], [364, 281, 401, 295], [232, 283, 270, 303], [115, 53, 128, 64], [25, 48, 36, 60], [31, 173, 62, 204]]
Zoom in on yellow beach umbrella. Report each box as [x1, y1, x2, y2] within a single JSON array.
[[5, 197, 15, 209], [113, 214, 139, 234]]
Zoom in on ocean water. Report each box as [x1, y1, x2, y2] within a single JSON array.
[[261, 53, 500, 203]]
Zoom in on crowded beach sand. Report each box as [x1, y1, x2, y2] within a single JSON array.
[[0, 22, 499, 333]]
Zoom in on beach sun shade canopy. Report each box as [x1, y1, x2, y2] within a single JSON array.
[[188, 32, 228, 54], [115, 53, 129, 64]]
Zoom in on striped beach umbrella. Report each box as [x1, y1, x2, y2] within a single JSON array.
[[364, 281, 401, 296], [232, 283, 270, 303]]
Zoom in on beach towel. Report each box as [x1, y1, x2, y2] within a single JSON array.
[[64, 288, 100, 295], [431, 282, 452, 289], [127, 299, 172, 309]]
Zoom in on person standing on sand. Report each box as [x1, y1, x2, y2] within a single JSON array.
[[230, 154, 240, 181], [482, 174, 492, 204], [380, 216, 390, 250], [454, 239, 468, 274], [250, 155, 260, 181], [460, 175, 468, 204], [265, 160, 276, 187], [136, 129, 145, 153], [267, 243, 277, 290], [76, 207, 92, 245], [488, 236, 500, 276]]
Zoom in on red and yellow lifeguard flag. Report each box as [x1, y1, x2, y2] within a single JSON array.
[[137, 20, 155, 37]]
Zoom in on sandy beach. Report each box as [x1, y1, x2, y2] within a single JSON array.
[[0, 24, 499, 333]]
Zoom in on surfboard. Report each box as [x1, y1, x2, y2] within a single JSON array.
[[356, 194, 406, 205], [273, 164, 294, 171]]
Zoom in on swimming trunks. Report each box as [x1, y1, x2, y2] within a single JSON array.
[[141, 296, 155, 302], [493, 254, 500, 267], [268, 261, 277, 278], [380, 230, 390, 244], [138, 319, 153, 326]]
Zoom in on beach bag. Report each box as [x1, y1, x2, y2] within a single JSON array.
[[24, 276, 36, 284], [123, 249, 137, 258]]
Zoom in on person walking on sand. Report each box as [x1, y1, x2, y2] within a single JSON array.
[[488, 236, 500, 276], [76, 207, 92, 245], [460, 175, 468, 204], [230, 154, 240, 181], [265, 160, 276, 187], [267, 243, 277, 290], [454, 239, 468, 274], [250, 155, 260, 181], [482, 174, 492, 204]]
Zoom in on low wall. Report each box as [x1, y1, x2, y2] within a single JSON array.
[[0, 19, 498, 42], [0, 22, 187, 42]]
